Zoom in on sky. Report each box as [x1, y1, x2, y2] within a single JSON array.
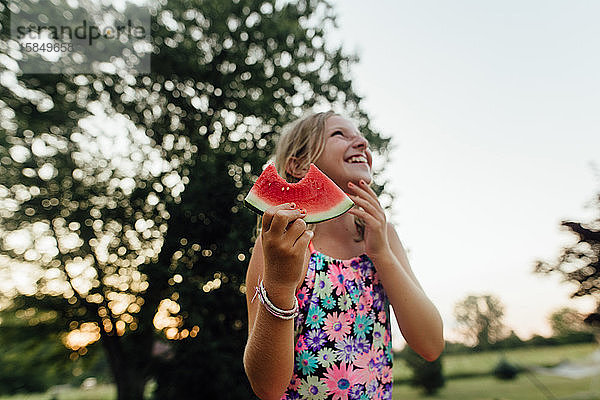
[[328, 0, 600, 345], [4, 0, 600, 350]]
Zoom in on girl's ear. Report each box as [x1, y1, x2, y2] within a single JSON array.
[[285, 157, 309, 179]]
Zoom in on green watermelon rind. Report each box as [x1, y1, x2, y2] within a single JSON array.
[[244, 192, 354, 224]]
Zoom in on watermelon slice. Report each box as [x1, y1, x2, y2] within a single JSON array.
[[244, 163, 354, 223]]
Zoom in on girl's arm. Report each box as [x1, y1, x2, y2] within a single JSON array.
[[243, 204, 312, 400], [244, 235, 295, 400], [377, 223, 445, 361], [347, 180, 444, 361]]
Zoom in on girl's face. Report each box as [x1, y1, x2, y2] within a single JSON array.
[[314, 115, 373, 190]]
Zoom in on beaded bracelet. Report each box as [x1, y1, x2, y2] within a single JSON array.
[[253, 278, 299, 320]]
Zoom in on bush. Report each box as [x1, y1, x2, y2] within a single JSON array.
[[493, 357, 520, 380], [399, 345, 445, 395], [554, 331, 596, 345]]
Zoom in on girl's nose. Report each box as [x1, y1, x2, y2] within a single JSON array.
[[353, 135, 369, 150]]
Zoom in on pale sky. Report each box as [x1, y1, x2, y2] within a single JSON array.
[[329, 0, 600, 345]]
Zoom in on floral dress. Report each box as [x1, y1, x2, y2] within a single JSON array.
[[281, 241, 394, 400]]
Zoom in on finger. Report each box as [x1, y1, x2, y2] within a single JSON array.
[[285, 217, 308, 244], [347, 207, 379, 227], [348, 181, 379, 209], [293, 228, 314, 249], [347, 194, 383, 222], [347, 185, 385, 222], [358, 179, 379, 197], [269, 208, 307, 235], [262, 203, 297, 232]]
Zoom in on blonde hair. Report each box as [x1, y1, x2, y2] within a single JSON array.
[[274, 110, 336, 183], [255, 111, 366, 241]]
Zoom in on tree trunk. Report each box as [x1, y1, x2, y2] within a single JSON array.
[[100, 331, 148, 400], [97, 236, 175, 399]]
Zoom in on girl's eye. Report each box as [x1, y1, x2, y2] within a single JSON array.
[[331, 131, 343, 137]]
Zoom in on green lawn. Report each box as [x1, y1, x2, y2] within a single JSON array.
[[1, 343, 597, 400], [393, 342, 600, 400], [393, 374, 599, 400], [394, 343, 599, 381], [0, 385, 116, 400]]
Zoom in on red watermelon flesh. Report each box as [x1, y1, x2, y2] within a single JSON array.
[[244, 163, 354, 223]]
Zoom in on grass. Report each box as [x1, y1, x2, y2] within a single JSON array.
[[1, 343, 597, 400], [0, 385, 116, 400], [393, 342, 600, 400], [394, 343, 599, 382], [392, 374, 600, 400]]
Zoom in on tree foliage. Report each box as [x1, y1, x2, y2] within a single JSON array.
[[0, 298, 110, 395], [398, 344, 445, 396], [534, 193, 600, 322], [0, 0, 391, 398], [549, 306, 593, 337], [453, 294, 508, 350]]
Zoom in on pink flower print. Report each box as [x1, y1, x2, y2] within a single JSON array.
[[375, 385, 386, 400], [295, 334, 307, 353], [345, 309, 356, 325], [380, 365, 393, 384], [372, 270, 380, 285], [343, 262, 358, 281], [373, 349, 387, 373], [354, 348, 379, 385], [364, 378, 378, 397], [289, 373, 301, 390], [296, 287, 310, 308], [323, 311, 351, 342], [355, 302, 367, 316], [378, 310, 387, 324], [383, 330, 391, 347], [327, 262, 353, 296], [324, 362, 360, 400], [305, 270, 315, 289], [356, 295, 372, 316]]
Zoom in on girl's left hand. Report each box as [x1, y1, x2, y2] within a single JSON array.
[[346, 180, 392, 262]]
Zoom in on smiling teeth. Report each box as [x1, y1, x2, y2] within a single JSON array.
[[347, 156, 367, 163]]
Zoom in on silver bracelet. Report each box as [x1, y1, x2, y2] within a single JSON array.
[[253, 278, 299, 320]]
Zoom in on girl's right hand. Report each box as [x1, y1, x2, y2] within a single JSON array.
[[261, 203, 313, 290]]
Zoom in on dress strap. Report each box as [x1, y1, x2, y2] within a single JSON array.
[[308, 240, 315, 253]]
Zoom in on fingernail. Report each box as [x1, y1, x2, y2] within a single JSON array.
[[348, 182, 354, 187], [360, 180, 365, 185], [307, 230, 314, 237]]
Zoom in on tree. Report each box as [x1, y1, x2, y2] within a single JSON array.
[[398, 344, 445, 396], [534, 193, 600, 329], [547, 307, 595, 344], [0, 0, 392, 398], [0, 299, 110, 395], [494, 330, 524, 350], [549, 307, 591, 337], [453, 294, 508, 350]]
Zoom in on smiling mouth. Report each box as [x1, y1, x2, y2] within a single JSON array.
[[345, 155, 368, 164]]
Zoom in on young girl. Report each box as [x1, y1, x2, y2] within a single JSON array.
[[244, 111, 444, 400]]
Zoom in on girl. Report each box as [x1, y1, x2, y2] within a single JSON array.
[[244, 111, 444, 400]]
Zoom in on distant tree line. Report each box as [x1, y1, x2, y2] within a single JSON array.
[[396, 296, 596, 396]]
